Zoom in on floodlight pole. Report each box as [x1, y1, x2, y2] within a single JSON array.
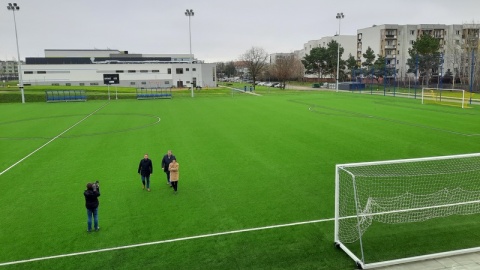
[[7, 3, 25, 103], [185, 9, 194, 98], [336, 12, 344, 92]]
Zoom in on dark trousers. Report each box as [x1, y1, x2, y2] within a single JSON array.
[[171, 181, 178, 191], [165, 171, 170, 184]]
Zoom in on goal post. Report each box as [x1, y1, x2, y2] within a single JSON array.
[[421, 88, 467, 108], [335, 153, 480, 269]]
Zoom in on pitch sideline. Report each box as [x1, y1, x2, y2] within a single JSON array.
[[0, 217, 334, 267]]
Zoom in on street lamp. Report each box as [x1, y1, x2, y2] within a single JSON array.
[[185, 9, 194, 98], [7, 2, 25, 103], [336, 12, 344, 92]]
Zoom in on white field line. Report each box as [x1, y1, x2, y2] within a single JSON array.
[[0, 102, 109, 177], [0, 217, 334, 267]]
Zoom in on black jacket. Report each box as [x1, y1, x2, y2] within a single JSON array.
[[161, 155, 176, 172], [138, 158, 153, 176], [84, 187, 100, 210]]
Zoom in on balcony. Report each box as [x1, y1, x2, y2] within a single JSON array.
[[385, 35, 397, 39]]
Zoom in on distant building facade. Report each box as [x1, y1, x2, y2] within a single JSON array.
[[299, 35, 357, 60], [357, 24, 480, 79], [21, 49, 217, 88], [0, 60, 24, 80], [293, 35, 357, 79]]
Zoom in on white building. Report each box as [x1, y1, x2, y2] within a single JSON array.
[[357, 24, 480, 79], [22, 49, 217, 88], [299, 35, 357, 60], [296, 35, 357, 78]]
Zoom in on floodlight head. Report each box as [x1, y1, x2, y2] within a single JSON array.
[[185, 9, 194, 16], [7, 3, 19, 10]]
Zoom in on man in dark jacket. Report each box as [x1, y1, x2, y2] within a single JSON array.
[[84, 181, 100, 232], [161, 150, 176, 186], [138, 153, 153, 191]]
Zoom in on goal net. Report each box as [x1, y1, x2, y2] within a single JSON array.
[[421, 88, 468, 108], [335, 153, 480, 269]]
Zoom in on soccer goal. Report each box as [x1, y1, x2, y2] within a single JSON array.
[[421, 88, 467, 108], [335, 153, 480, 269]]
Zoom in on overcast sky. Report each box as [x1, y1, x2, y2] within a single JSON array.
[[1, 0, 479, 63]]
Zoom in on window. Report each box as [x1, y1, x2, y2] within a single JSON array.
[[79, 83, 85, 86], [130, 82, 136, 85], [90, 82, 99, 86], [456, 30, 460, 35], [115, 70, 124, 73], [193, 68, 196, 71], [52, 83, 60, 86], [152, 70, 159, 73], [168, 68, 171, 74], [186, 68, 189, 71], [128, 70, 136, 73], [176, 68, 183, 74], [165, 81, 170, 85], [140, 70, 148, 73], [410, 30, 415, 35], [397, 50, 400, 55], [37, 71, 46, 74], [66, 83, 71, 86], [141, 82, 146, 85], [397, 60, 400, 64], [24, 71, 33, 74], [410, 40, 415, 45]]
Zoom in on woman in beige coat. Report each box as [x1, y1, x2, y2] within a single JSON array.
[[168, 159, 179, 194]]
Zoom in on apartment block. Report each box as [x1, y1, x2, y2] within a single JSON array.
[[357, 24, 480, 79]]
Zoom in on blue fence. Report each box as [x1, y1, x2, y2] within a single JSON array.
[[136, 87, 172, 99], [45, 90, 87, 102]]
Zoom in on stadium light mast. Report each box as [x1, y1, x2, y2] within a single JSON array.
[[7, 2, 25, 103], [336, 12, 344, 92], [185, 9, 194, 98]]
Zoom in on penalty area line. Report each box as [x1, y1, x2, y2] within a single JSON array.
[[0, 217, 334, 267], [0, 102, 109, 177]]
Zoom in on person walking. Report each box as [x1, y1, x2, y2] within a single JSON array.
[[138, 153, 153, 191], [84, 181, 100, 232], [168, 159, 179, 194], [161, 150, 176, 187]]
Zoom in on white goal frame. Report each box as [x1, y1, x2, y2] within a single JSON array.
[[421, 87, 466, 108], [335, 153, 480, 269]]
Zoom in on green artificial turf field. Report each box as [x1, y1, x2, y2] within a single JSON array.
[[1, 89, 480, 269]]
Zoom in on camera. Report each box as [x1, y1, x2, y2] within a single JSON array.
[[90, 180, 99, 190]]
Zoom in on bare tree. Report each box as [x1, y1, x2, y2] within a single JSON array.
[[239, 47, 269, 87], [444, 41, 462, 88], [270, 54, 304, 89]]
